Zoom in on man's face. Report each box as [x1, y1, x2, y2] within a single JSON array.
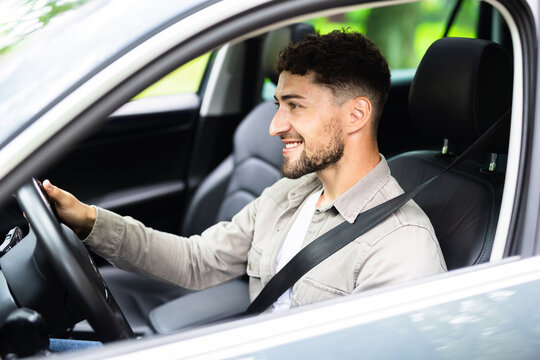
[[270, 71, 345, 179]]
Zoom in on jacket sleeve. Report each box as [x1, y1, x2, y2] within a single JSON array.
[[83, 198, 259, 291]]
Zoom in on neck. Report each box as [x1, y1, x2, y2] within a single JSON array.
[[316, 146, 380, 207]]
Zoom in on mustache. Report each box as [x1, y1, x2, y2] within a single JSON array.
[[279, 132, 304, 142]]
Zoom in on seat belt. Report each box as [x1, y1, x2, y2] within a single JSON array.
[[244, 111, 508, 316]]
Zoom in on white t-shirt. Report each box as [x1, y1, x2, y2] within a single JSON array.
[[272, 188, 323, 312]]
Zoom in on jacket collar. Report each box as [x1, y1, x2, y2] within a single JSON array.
[[319, 154, 391, 223], [286, 172, 321, 207], [285, 155, 391, 223]]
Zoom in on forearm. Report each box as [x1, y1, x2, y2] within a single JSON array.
[[84, 207, 252, 290]]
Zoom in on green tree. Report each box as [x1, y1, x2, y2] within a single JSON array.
[[366, 3, 421, 69]]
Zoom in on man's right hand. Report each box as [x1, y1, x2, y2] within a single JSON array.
[[42, 180, 96, 239]]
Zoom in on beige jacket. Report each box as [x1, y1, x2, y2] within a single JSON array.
[[84, 156, 447, 308]]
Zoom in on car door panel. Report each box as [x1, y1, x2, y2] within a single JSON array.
[[39, 93, 201, 234]]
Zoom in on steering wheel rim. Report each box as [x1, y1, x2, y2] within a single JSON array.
[[16, 178, 134, 342]]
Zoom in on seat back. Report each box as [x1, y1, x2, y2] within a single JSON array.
[[215, 101, 283, 222], [388, 37, 513, 270]]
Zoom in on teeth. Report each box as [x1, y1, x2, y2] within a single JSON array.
[[285, 142, 301, 148]]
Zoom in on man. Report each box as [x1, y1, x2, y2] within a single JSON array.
[[44, 30, 446, 312]]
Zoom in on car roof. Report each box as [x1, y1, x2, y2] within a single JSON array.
[[0, 0, 209, 147]]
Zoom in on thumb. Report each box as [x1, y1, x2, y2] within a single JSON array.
[[42, 179, 59, 202], [42, 179, 71, 209]]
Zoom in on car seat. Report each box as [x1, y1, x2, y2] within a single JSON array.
[[387, 37, 513, 270]]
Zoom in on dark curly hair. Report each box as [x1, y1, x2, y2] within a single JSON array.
[[276, 29, 390, 136]]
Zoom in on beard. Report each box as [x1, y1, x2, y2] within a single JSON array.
[[281, 119, 345, 179]]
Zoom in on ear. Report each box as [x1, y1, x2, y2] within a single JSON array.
[[345, 97, 372, 134]]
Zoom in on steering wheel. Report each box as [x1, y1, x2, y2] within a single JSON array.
[[15, 178, 134, 342]]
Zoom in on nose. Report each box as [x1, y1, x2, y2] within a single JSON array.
[[269, 107, 291, 136]]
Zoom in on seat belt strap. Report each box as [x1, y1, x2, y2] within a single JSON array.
[[244, 112, 508, 316]]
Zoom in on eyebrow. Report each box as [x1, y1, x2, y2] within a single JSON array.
[[274, 94, 307, 101]]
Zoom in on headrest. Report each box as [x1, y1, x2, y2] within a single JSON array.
[[262, 23, 315, 84], [409, 37, 513, 153], [233, 101, 283, 169]]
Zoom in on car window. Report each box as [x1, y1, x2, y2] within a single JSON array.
[[310, 0, 478, 70], [133, 52, 211, 99]]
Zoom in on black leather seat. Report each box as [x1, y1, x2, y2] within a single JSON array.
[[388, 37, 513, 270], [101, 23, 314, 335], [180, 101, 283, 236]]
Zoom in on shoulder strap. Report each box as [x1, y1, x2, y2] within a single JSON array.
[[244, 112, 508, 316]]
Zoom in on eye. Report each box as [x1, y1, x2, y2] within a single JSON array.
[[289, 102, 300, 109], [273, 101, 280, 109]]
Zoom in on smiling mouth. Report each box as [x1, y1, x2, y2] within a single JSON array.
[[285, 141, 302, 149]]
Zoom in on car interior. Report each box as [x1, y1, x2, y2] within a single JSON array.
[[0, 0, 518, 355]]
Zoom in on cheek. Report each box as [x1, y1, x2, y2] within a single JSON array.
[[294, 109, 342, 144]]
